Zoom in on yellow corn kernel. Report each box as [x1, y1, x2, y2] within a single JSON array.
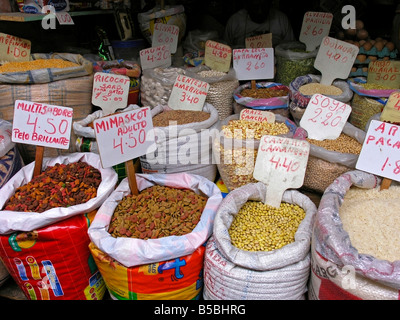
[[0, 59, 80, 73]]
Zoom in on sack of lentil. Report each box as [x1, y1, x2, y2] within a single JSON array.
[[302, 122, 366, 194], [233, 82, 290, 118], [289, 74, 353, 125], [309, 170, 400, 300], [140, 102, 219, 182], [0, 152, 118, 234], [203, 182, 317, 300], [275, 41, 318, 86], [87, 172, 223, 299], [0, 53, 92, 84]]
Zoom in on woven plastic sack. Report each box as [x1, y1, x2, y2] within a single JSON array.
[[88, 172, 223, 267], [0, 53, 92, 84], [203, 182, 317, 300], [0, 152, 118, 234], [309, 170, 400, 300]]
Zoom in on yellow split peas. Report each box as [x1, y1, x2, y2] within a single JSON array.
[[0, 59, 80, 73], [229, 201, 305, 252]]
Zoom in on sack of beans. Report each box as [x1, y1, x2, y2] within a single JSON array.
[[88, 172, 223, 300], [289, 74, 353, 125], [140, 103, 219, 182], [203, 182, 317, 300], [233, 82, 290, 118], [302, 122, 366, 194], [309, 170, 400, 300]]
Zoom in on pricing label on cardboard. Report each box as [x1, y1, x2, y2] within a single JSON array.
[[380, 91, 400, 123], [0, 33, 31, 62], [12, 100, 72, 149], [56, 12, 74, 25], [367, 60, 400, 89], [140, 45, 171, 70], [245, 33, 272, 49], [240, 109, 275, 123], [314, 36, 359, 85], [356, 120, 400, 182], [168, 75, 209, 111], [299, 12, 333, 52], [93, 107, 156, 168], [204, 40, 232, 73], [300, 94, 352, 140], [253, 136, 310, 208], [233, 48, 274, 80], [92, 72, 130, 115], [152, 23, 179, 54]]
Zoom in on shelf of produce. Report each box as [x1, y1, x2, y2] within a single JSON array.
[[0, 10, 113, 22]]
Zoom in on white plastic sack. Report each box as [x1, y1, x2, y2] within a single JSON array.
[[0, 119, 14, 158], [0, 152, 118, 234], [88, 172, 223, 267]]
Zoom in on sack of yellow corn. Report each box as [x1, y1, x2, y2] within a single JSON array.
[[0, 53, 92, 84]]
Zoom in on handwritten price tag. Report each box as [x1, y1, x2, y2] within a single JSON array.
[[367, 60, 400, 89], [168, 75, 210, 111], [314, 36, 359, 85], [140, 45, 171, 70], [356, 120, 400, 182], [93, 107, 156, 168], [92, 72, 130, 115], [56, 12, 74, 25], [204, 40, 232, 73], [299, 12, 333, 52], [380, 91, 400, 123], [300, 94, 352, 140], [152, 23, 179, 54], [253, 136, 310, 208], [245, 33, 272, 49], [12, 100, 72, 149], [240, 109, 275, 123], [0, 33, 31, 62], [233, 48, 274, 80]]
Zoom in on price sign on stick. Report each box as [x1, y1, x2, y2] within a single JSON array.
[[12, 100, 73, 177], [240, 109, 275, 123], [0, 33, 31, 62], [204, 40, 232, 73], [140, 45, 171, 70], [233, 48, 274, 80], [299, 12, 333, 52], [367, 60, 400, 89], [314, 36, 359, 86], [56, 12, 74, 25], [300, 94, 352, 140], [253, 136, 310, 208], [245, 33, 272, 49], [380, 91, 400, 123], [168, 75, 210, 111], [92, 72, 130, 116], [152, 23, 179, 54]]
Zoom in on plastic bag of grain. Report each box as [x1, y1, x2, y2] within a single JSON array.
[[275, 41, 318, 86], [203, 182, 317, 300], [302, 122, 366, 194], [309, 170, 400, 300], [289, 74, 353, 125], [140, 103, 219, 182]]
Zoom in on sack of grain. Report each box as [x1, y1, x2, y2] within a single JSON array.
[[140, 103, 219, 182], [203, 182, 317, 300], [309, 170, 400, 300], [289, 74, 353, 125]]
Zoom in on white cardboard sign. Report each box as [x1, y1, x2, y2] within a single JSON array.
[[356, 120, 400, 182], [93, 107, 156, 168], [233, 48, 274, 80], [12, 100, 73, 149], [300, 94, 352, 140], [299, 12, 333, 52], [152, 23, 179, 54], [314, 36, 359, 85], [253, 136, 310, 208], [92, 72, 130, 115], [56, 12, 74, 25], [240, 109, 275, 123], [0, 33, 31, 62], [245, 33, 272, 49], [204, 40, 232, 73], [139, 44, 171, 70], [168, 74, 209, 111]]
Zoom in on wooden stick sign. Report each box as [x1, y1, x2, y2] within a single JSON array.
[[299, 12, 333, 52], [93, 107, 156, 194], [11, 100, 73, 177], [233, 48, 274, 81], [204, 40, 232, 73], [0, 33, 31, 62], [253, 136, 310, 208]]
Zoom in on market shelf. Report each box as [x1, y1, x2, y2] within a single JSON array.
[[0, 10, 113, 22]]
